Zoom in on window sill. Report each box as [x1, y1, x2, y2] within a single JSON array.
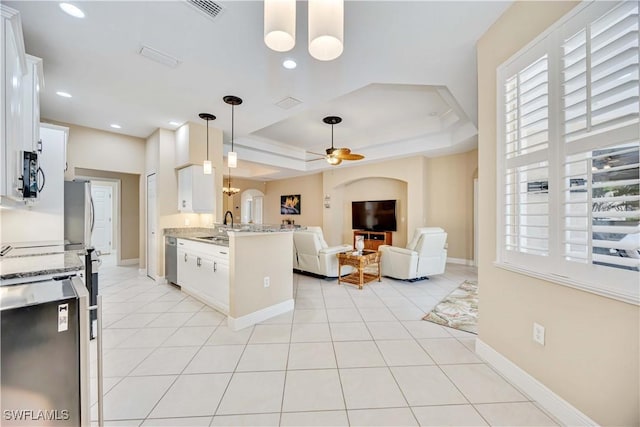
[[493, 261, 639, 306]]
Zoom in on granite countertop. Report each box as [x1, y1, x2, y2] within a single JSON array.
[[0, 241, 86, 282], [164, 224, 295, 247]]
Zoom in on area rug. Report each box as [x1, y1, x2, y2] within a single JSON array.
[[423, 280, 478, 334]]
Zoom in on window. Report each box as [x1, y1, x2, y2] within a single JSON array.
[[498, 1, 639, 304]]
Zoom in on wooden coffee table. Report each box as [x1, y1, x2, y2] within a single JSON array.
[[337, 250, 382, 289]]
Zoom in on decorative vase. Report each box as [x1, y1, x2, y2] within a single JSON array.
[[355, 236, 364, 254]]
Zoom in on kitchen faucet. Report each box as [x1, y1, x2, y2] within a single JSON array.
[[223, 210, 234, 228]]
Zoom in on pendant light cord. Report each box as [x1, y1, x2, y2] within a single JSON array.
[[231, 104, 235, 152], [206, 119, 209, 161]]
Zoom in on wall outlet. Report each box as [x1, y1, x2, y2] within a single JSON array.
[[533, 322, 545, 346], [263, 276, 270, 288], [184, 218, 190, 226]]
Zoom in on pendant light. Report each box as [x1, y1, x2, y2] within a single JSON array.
[[308, 0, 344, 61], [198, 113, 216, 175], [264, 0, 296, 52], [224, 95, 242, 168]]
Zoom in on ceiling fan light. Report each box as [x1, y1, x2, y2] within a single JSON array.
[[228, 151, 237, 168], [308, 0, 344, 61], [264, 0, 296, 52], [326, 155, 342, 166]]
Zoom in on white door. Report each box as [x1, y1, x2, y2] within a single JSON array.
[[91, 184, 113, 254], [474, 178, 478, 267], [147, 174, 157, 279], [254, 196, 264, 224]]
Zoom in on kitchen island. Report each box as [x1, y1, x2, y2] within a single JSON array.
[[164, 225, 294, 330]]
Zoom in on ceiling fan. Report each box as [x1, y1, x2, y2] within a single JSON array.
[[308, 116, 365, 166]]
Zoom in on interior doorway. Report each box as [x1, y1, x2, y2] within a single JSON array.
[[241, 189, 265, 224], [146, 174, 157, 280], [91, 182, 114, 254]]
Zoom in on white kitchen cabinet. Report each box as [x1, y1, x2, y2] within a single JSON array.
[[176, 239, 229, 314], [1, 5, 27, 200], [22, 55, 43, 153], [177, 165, 214, 213]]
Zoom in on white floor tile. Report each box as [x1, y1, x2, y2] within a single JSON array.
[[287, 342, 337, 370], [216, 371, 286, 415], [347, 408, 418, 427], [280, 410, 348, 426], [324, 296, 356, 309], [358, 307, 397, 322], [130, 346, 199, 376], [162, 326, 215, 347], [441, 364, 527, 403], [258, 311, 294, 324], [339, 367, 407, 409], [147, 312, 195, 328], [326, 308, 363, 323], [366, 321, 412, 340], [401, 320, 453, 339], [291, 323, 332, 342], [102, 328, 138, 349], [412, 405, 488, 426], [293, 308, 328, 323], [206, 325, 253, 345], [390, 366, 468, 406], [330, 322, 372, 341], [210, 413, 280, 426], [137, 301, 180, 313], [333, 341, 386, 368], [103, 348, 155, 377], [141, 416, 212, 426], [183, 345, 245, 374], [418, 338, 481, 364], [148, 373, 231, 418], [102, 375, 176, 420], [376, 340, 435, 366], [117, 327, 177, 349], [282, 369, 345, 412], [236, 343, 289, 372], [474, 402, 558, 426], [184, 310, 226, 327], [168, 299, 205, 313], [248, 324, 292, 344]]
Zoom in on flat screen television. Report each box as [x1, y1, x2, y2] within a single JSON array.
[[351, 200, 397, 231]]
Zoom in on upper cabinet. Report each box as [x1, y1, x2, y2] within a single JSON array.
[[178, 165, 215, 213], [22, 55, 44, 153], [174, 121, 222, 169], [1, 5, 27, 200]]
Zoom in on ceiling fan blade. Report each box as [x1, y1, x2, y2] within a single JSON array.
[[308, 151, 326, 157], [341, 153, 365, 161], [332, 148, 351, 157], [305, 157, 325, 162]]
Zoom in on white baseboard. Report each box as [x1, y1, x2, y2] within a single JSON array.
[[155, 275, 165, 284], [476, 339, 598, 427], [228, 299, 294, 331], [447, 257, 474, 266], [118, 258, 139, 266]]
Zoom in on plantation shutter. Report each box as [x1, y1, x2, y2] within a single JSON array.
[[561, 1, 640, 272], [503, 52, 551, 264]]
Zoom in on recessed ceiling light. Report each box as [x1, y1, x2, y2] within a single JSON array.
[[110, 124, 122, 129], [59, 3, 85, 18], [283, 59, 297, 70], [169, 121, 182, 126], [56, 91, 72, 98], [429, 112, 438, 117]]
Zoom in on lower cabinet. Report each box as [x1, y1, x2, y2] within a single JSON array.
[[177, 239, 229, 314]]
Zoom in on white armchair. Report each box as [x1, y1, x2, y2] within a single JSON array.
[[293, 226, 353, 278], [379, 227, 447, 281]]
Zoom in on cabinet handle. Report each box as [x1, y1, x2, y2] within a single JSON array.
[[184, 253, 187, 262], [197, 257, 201, 267], [214, 261, 217, 272], [182, 200, 186, 208]]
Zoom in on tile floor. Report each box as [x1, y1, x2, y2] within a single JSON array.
[[90, 258, 558, 427]]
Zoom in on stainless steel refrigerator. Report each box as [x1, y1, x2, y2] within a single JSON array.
[[64, 180, 94, 247], [0, 276, 90, 426]]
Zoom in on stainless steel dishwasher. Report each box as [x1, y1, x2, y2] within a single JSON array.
[[165, 236, 178, 285]]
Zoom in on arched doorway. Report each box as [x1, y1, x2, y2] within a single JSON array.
[[241, 189, 265, 224]]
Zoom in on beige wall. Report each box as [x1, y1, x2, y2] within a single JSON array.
[[75, 168, 139, 261], [48, 121, 146, 263], [264, 173, 324, 227], [426, 150, 477, 261], [477, 2, 639, 426]]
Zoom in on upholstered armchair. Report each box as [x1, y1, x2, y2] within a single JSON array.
[[379, 227, 447, 281], [293, 226, 353, 278]]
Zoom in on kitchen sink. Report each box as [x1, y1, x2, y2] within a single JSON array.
[[197, 236, 229, 242]]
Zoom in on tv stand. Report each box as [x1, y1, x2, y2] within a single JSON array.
[[353, 230, 392, 251]]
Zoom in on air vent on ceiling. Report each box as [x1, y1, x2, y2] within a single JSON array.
[[275, 97, 302, 110], [139, 45, 181, 68], [185, 0, 224, 21]]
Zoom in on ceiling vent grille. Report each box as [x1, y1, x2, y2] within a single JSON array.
[[185, 0, 224, 21], [139, 45, 181, 68], [275, 97, 302, 110]]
